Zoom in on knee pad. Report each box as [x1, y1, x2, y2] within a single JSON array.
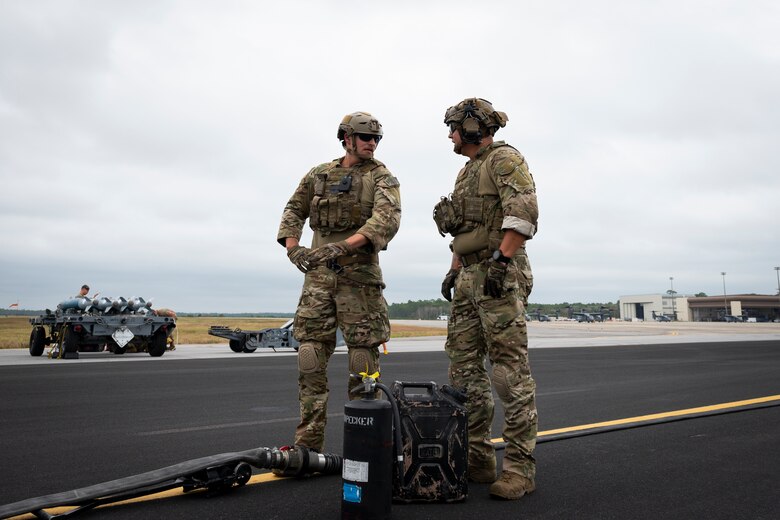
[[298, 342, 320, 374], [492, 364, 511, 401], [349, 347, 377, 375]]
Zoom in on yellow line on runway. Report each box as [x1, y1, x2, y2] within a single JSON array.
[[492, 394, 780, 442], [10, 395, 780, 519]]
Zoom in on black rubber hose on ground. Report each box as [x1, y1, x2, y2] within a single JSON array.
[[0, 446, 342, 519]]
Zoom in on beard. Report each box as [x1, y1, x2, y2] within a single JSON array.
[[346, 140, 374, 161]]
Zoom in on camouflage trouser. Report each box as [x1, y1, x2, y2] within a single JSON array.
[[291, 266, 390, 451], [445, 258, 537, 480]]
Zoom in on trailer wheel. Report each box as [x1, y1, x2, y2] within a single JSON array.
[[229, 339, 244, 353], [62, 326, 80, 354], [242, 344, 257, 353], [29, 327, 46, 357], [148, 332, 167, 357]]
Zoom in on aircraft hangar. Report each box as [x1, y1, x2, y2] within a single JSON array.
[[619, 293, 780, 322]]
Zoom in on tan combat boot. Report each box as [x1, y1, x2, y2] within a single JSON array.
[[467, 457, 497, 483], [489, 470, 535, 500]]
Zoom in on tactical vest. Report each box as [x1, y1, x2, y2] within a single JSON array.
[[434, 143, 514, 249], [309, 160, 381, 235]]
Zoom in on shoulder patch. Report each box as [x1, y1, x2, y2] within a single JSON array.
[[494, 152, 528, 177], [380, 174, 400, 188]]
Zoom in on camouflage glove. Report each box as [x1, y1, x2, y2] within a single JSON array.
[[307, 240, 353, 267], [287, 245, 313, 273], [441, 268, 459, 302], [484, 259, 508, 298]]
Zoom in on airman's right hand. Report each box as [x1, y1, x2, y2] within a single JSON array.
[[441, 268, 459, 302]]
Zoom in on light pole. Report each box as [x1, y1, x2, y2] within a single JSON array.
[[669, 276, 676, 320], [721, 272, 728, 318], [775, 266, 779, 296]]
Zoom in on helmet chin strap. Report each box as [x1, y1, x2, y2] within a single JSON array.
[[344, 134, 367, 164], [345, 134, 357, 155]]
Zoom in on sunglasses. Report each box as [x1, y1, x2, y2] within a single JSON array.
[[356, 133, 382, 143], [448, 123, 459, 133]]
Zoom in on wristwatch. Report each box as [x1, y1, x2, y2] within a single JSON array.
[[492, 250, 511, 264]]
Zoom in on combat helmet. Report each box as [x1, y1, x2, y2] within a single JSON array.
[[444, 98, 508, 144], [338, 112, 383, 142]]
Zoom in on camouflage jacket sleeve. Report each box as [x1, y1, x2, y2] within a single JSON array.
[[356, 167, 402, 251], [490, 147, 538, 239], [276, 167, 316, 246]]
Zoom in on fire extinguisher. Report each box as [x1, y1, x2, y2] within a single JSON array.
[[341, 371, 403, 520]]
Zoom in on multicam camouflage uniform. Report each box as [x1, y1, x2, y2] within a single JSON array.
[[277, 157, 401, 451], [437, 141, 539, 481]]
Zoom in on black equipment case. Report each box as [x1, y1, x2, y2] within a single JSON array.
[[391, 381, 468, 503]]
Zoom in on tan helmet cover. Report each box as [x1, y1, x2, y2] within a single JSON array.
[[338, 112, 383, 141], [443, 98, 508, 135]]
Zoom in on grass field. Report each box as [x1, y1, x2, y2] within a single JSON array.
[[0, 316, 445, 349]]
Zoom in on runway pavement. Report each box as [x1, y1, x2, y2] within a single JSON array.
[[0, 322, 778, 519]]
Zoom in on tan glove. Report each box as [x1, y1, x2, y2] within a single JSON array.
[[307, 240, 353, 267], [287, 245, 313, 273]]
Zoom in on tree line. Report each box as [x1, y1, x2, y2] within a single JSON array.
[[387, 299, 620, 320]]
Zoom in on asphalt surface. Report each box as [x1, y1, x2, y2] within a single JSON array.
[[0, 326, 779, 519]]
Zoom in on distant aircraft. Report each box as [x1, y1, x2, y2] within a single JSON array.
[[652, 310, 672, 322], [572, 312, 595, 323]]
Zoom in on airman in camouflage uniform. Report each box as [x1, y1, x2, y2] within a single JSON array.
[[277, 112, 401, 452], [433, 98, 538, 500]]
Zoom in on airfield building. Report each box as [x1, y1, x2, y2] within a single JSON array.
[[619, 293, 780, 322]]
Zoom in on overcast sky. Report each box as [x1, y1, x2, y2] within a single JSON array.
[[1, 0, 779, 313]]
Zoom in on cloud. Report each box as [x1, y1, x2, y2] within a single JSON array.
[[2, 1, 779, 313]]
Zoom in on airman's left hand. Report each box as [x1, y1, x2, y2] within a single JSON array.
[[307, 240, 353, 266]]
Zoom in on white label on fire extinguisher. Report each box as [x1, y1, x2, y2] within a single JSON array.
[[342, 458, 369, 483]]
